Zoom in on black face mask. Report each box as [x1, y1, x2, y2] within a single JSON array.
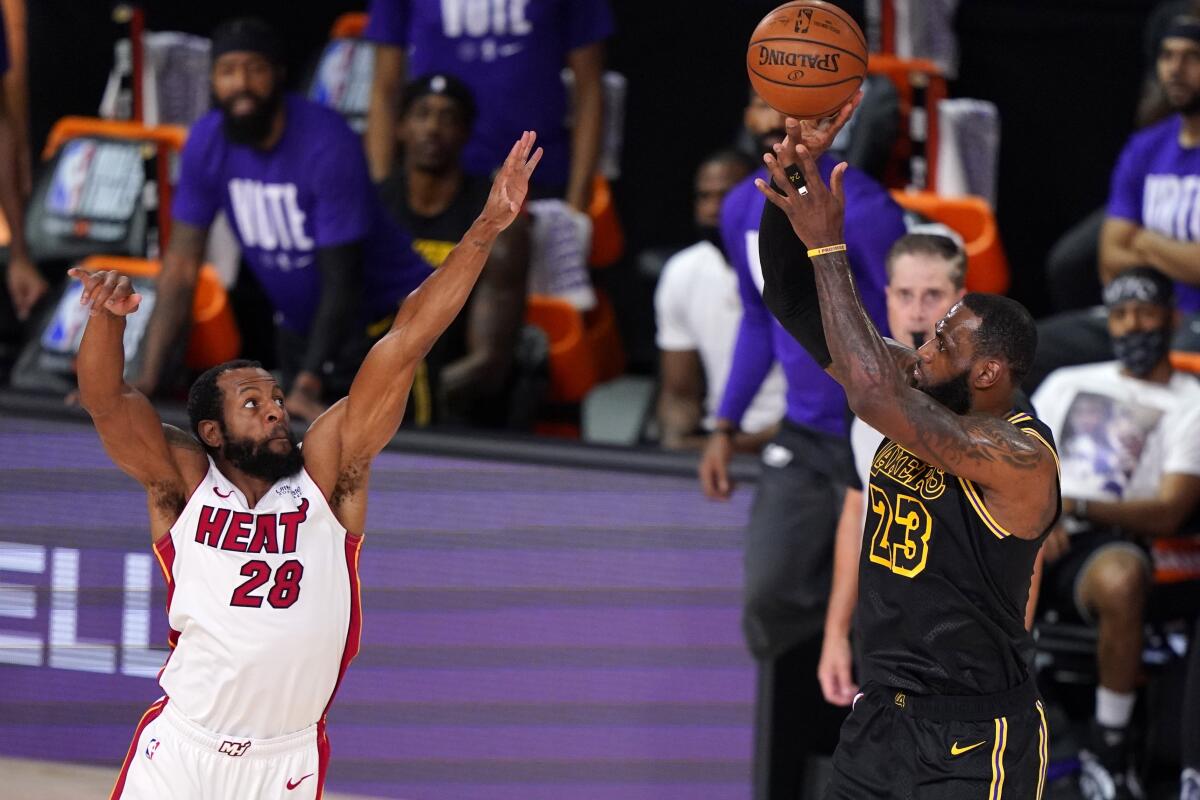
[[1112, 328, 1170, 377], [221, 426, 303, 483], [919, 369, 972, 415], [216, 84, 284, 146]]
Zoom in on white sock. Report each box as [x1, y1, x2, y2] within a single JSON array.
[[1095, 686, 1136, 729]]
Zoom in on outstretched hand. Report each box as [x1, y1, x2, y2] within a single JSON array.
[[67, 267, 142, 317], [482, 130, 543, 231], [754, 142, 848, 252], [785, 89, 862, 165]]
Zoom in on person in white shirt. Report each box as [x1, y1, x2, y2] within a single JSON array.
[[1032, 267, 1200, 800], [816, 229, 967, 706], [655, 150, 785, 451]]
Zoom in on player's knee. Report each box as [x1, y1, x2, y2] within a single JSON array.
[[1086, 551, 1149, 614]]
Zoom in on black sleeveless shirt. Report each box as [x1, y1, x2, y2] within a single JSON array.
[[856, 410, 1061, 696]]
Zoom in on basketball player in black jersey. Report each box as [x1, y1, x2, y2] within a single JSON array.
[[753, 110, 1061, 798]]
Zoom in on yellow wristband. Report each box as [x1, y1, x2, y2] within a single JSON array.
[[807, 244, 847, 258]]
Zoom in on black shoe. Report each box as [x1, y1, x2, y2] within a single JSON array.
[[1078, 722, 1144, 800]]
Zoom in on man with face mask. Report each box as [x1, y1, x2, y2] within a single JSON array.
[[1032, 267, 1200, 800], [654, 150, 785, 451], [134, 17, 428, 422]]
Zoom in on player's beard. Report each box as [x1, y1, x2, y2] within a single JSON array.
[[758, 129, 786, 155], [918, 369, 972, 415], [221, 426, 303, 483], [216, 85, 283, 146]]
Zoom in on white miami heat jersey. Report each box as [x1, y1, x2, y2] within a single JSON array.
[[151, 458, 362, 739]]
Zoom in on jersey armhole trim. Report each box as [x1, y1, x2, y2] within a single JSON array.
[[958, 476, 1011, 539]]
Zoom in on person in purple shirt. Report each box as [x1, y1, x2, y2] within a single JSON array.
[[134, 18, 428, 422], [698, 89, 906, 799], [363, 0, 613, 211], [1026, 14, 1200, 391]]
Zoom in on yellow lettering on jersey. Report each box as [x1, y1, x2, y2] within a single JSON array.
[[412, 239, 455, 268], [870, 442, 947, 500], [867, 486, 933, 578]]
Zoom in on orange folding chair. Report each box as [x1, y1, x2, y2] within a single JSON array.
[[890, 190, 1010, 295], [77, 255, 240, 370], [41, 117, 188, 255], [867, 55, 947, 190]]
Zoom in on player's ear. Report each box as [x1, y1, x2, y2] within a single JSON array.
[[198, 419, 223, 450], [973, 358, 1003, 390]]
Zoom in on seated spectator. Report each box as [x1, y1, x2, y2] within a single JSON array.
[[1029, 16, 1200, 389], [816, 229, 968, 707], [0, 0, 43, 375], [1044, 1, 1199, 313], [654, 149, 784, 451], [1032, 268, 1200, 800], [134, 18, 428, 421], [377, 73, 533, 428], [364, 0, 613, 211]]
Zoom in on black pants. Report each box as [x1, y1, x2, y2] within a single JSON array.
[[825, 681, 1049, 799], [1185, 616, 1200, 771], [744, 421, 857, 799]]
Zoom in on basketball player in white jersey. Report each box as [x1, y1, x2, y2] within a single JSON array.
[[73, 132, 541, 799]]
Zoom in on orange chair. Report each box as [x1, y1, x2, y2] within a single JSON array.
[[587, 175, 624, 268], [329, 12, 368, 40], [525, 294, 597, 405], [1170, 351, 1200, 375], [890, 190, 1010, 295], [42, 117, 189, 255], [867, 55, 947, 190], [525, 291, 626, 407], [78, 255, 240, 370]]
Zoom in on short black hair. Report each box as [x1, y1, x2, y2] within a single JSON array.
[[699, 148, 756, 177], [187, 359, 264, 453], [960, 293, 1037, 383], [399, 73, 477, 128]]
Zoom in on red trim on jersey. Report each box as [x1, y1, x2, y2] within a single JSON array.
[[320, 532, 364, 721], [316, 716, 331, 799], [108, 697, 168, 799], [151, 536, 181, 686]]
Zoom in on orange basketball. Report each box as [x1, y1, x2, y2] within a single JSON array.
[[746, 1, 868, 119]]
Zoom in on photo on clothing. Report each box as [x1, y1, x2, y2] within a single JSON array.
[[1060, 390, 1164, 501]]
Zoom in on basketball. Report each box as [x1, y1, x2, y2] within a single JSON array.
[[746, 1, 868, 119]]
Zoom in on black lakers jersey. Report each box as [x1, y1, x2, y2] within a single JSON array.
[[856, 410, 1061, 696]]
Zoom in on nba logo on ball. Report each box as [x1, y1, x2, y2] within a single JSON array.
[[746, 0, 867, 119], [144, 738, 160, 760]]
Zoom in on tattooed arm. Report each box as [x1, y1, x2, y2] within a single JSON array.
[[755, 146, 1057, 539]]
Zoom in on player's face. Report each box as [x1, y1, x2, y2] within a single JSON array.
[[212, 52, 282, 145], [1107, 299, 1172, 338], [400, 95, 469, 174], [694, 161, 747, 229], [744, 93, 786, 153], [886, 254, 965, 349], [216, 368, 302, 481], [1158, 37, 1200, 113], [912, 303, 981, 415]]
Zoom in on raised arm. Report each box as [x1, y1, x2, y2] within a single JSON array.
[[365, 44, 406, 181], [756, 146, 1057, 537], [70, 269, 206, 539], [303, 133, 541, 515]]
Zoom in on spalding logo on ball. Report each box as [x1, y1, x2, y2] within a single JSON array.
[[746, 0, 868, 119]]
